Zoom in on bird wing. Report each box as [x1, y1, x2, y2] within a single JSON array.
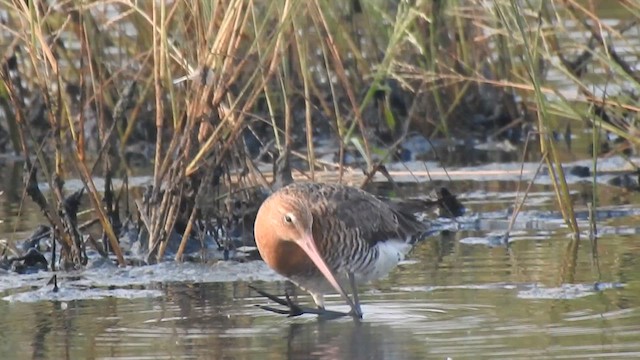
[[282, 183, 426, 247], [316, 185, 422, 246]]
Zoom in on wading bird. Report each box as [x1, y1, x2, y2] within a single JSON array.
[[253, 182, 427, 319]]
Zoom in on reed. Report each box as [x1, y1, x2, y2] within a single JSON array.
[[0, 0, 637, 267]]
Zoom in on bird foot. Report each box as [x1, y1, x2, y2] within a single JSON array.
[[249, 285, 357, 320]]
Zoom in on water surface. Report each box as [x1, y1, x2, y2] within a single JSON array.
[[1, 179, 639, 359]]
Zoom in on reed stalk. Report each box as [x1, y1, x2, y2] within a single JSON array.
[[1, 0, 638, 268]]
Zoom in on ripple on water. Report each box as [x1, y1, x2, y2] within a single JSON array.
[[517, 282, 625, 300], [1, 157, 640, 358]]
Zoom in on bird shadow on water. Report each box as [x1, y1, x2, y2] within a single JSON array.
[[282, 320, 428, 360]]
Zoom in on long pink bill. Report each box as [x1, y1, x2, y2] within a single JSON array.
[[298, 232, 359, 315]]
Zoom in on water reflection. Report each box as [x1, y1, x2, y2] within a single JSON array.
[[32, 304, 52, 360], [284, 321, 427, 360], [0, 241, 638, 359], [1, 158, 640, 358]]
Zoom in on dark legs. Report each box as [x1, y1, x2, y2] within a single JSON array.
[[348, 272, 363, 318], [249, 285, 361, 320]]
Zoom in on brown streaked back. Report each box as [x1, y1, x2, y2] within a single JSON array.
[[275, 182, 427, 247]]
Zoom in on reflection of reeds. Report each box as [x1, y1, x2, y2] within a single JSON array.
[[1, 1, 638, 267]]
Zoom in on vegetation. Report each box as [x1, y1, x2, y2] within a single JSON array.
[[0, 0, 638, 268]]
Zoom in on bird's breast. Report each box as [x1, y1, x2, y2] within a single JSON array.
[[260, 240, 318, 278]]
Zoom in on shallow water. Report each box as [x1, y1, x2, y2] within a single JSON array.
[[0, 238, 638, 359], [2, 168, 640, 359], [2, 1, 640, 358]]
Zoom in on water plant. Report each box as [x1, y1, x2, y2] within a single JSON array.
[[0, 0, 637, 268]]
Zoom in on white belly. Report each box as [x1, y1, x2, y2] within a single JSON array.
[[291, 238, 412, 295]]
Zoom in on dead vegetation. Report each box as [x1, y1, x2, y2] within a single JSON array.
[[0, 0, 638, 268]]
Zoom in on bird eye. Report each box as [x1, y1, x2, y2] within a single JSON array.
[[283, 213, 294, 224]]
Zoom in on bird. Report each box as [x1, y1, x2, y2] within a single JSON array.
[[253, 182, 428, 318]]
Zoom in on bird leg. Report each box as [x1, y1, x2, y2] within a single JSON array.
[[249, 285, 354, 320], [348, 272, 363, 318]]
